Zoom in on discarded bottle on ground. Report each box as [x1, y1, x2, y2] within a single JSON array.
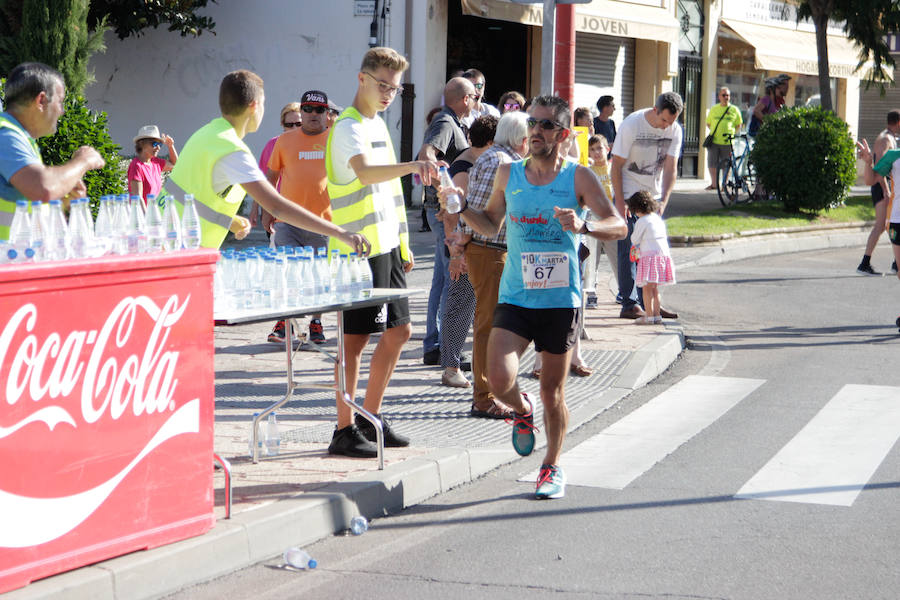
[[349, 515, 369, 535], [283, 547, 317, 570]]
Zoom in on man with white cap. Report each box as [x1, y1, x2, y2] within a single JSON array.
[[127, 124, 177, 205]]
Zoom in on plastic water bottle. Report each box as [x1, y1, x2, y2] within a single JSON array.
[[30, 201, 46, 261], [126, 195, 148, 254], [44, 199, 69, 261], [145, 193, 165, 252], [112, 195, 130, 255], [9, 200, 33, 263], [439, 166, 461, 213], [248, 412, 266, 457], [181, 194, 202, 249], [265, 413, 280, 456], [348, 252, 362, 299], [299, 256, 316, 305], [350, 516, 369, 535], [283, 547, 317, 570], [316, 247, 332, 302], [162, 194, 182, 251], [234, 256, 251, 309], [336, 254, 351, 301], [67, 198, 87, 258], [358, 254, 374, 297], [93, 196, 113, 255]]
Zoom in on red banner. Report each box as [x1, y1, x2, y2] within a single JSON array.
[[0, 251, 217, 593]]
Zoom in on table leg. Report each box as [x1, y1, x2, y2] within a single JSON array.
[[336, 310, 384, 469], [251, 318, 296, 463], [213, 453, 232, 519]]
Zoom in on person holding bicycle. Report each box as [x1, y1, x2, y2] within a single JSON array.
[[705, 87, 742, 190]]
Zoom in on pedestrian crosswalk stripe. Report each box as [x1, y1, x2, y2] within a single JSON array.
[[520, 375, 765, 489], [735, 384, 900, 507]]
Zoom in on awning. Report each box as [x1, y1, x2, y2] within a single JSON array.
[[721, 18, 890, 80], [460, 0, 679, 46]]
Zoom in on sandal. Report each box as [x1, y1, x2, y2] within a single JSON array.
[[570, 364, 593, 377], [470, 401, 514, 420]]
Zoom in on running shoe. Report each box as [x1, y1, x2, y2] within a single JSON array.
[[507, 393, 537, 456], [535, 464, 566, 499], [857, 264, 881, 276], [309, 318, 326, 344], [891, 261, 898, 275], [268, 320, 287, 344]]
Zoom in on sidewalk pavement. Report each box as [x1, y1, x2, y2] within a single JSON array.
[[7, 189, 878, 600]]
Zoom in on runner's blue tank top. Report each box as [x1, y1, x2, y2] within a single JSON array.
[[498, 158, 582, 309]]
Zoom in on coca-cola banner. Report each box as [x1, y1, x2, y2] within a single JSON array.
[[0, 251, 217, 594]]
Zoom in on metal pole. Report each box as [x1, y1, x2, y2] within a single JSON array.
[[541, 0, 556, 95]]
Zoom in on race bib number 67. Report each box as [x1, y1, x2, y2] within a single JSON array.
[[521, 252, 569, 289]]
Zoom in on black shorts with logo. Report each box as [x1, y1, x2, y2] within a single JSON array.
[[492, 303, 581, 355], [342, 246, 411, 335]]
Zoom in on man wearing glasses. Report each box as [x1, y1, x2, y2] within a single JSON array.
[[325, 47, 442, 458], [264, 90, 335, 345], [461, 68, 500, 128], [444, 96, 626, 498], [417, 76, 476, 366]]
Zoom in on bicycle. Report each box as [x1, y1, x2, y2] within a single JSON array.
[[716, 133, 758, 207]]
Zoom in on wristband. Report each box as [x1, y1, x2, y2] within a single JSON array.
[[459, 196, 468, 213]]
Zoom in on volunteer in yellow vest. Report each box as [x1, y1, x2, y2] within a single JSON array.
[[324, 46, 443, 458], [167, 69, 369, 254], [0, 62, 105, 240]]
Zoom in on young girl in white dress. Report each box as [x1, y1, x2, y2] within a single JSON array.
[[626, 190, 676, 324]]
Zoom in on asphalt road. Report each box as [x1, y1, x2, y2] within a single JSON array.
[[165, 245, 900, 600]]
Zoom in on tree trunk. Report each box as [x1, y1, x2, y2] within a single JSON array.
[[809, 0, 835, 112]]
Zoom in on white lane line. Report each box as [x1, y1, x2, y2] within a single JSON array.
[[736, 384, 900, 507], [521, 375, 765, 489]]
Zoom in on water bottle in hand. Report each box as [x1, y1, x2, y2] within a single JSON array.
[[439, 166, 462, 214]]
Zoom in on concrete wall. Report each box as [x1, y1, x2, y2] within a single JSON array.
[[85, 0, 412, 160]]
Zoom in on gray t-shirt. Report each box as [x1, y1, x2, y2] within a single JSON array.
[[422, 107, 468, 205]]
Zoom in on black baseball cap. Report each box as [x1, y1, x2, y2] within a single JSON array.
[[301, 90, 328, 106]]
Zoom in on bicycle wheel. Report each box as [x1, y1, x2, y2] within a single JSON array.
[[743, 157, 759, 202], [717, 158, 739, 207]]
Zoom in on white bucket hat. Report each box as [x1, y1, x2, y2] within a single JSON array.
[[133, 125, 163, 144]]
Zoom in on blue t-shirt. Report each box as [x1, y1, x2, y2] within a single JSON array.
[[0, 112, 42, 202], [499, 159, 582, 309]]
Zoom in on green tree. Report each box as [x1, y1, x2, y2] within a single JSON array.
[[88, 0, 217, 40], [797, 0, 900, 112], [0, 0, 106, 96]]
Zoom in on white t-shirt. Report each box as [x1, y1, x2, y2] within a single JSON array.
[[328, 112, 401, 252], [612, 109, 682, 199], [461, 102, 501, 128], [212, 151, 266, 201], [631, 212, 670, 255]]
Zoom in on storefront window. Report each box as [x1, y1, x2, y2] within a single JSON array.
[[716, 36, 763, 127], [793, 73, 836, 108]]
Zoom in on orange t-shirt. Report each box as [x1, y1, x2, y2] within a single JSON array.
[[267, 129, 331, 221]]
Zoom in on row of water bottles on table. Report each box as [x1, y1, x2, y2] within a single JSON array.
[[0, 192, 203, 264], [215, 245, 374, 312]]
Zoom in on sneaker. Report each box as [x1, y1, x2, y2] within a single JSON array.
[[308, 318, 325, 344], [423, 348, 440, 366], [507, 393, 537, 457], [355, 413, 410, 447], [891, 262, 898, 275], [268, 320, 287, 344], [857, 263, 881, 276], [327, 424, 377, 458], [441, 367, 470, 388], [535, 464, 566, 499]]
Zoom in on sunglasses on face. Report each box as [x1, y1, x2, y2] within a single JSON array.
[[504, 102, 520, 110], [151, 141, 161, 148], [283, 121, 302, 128], [526, 117, 563, 131], [363, 71, 404, 95], [301, 105, 326, 114]]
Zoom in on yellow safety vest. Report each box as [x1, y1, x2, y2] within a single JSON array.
[[167, 117, 250, 249], [0, 115, 40, 240], [325, 106, 409, 260]]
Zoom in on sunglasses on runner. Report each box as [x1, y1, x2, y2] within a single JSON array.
[[527, 117, 564, 131], [301, 105, 327, 114]]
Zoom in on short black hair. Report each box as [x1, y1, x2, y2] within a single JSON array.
[[596, 95, 614, 111], [888, 110, 900, 126], [530, 95, 571, 130], [468, 115, 498, 148], [655, 91, 683, 116], [4, 62, 64, 109]]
